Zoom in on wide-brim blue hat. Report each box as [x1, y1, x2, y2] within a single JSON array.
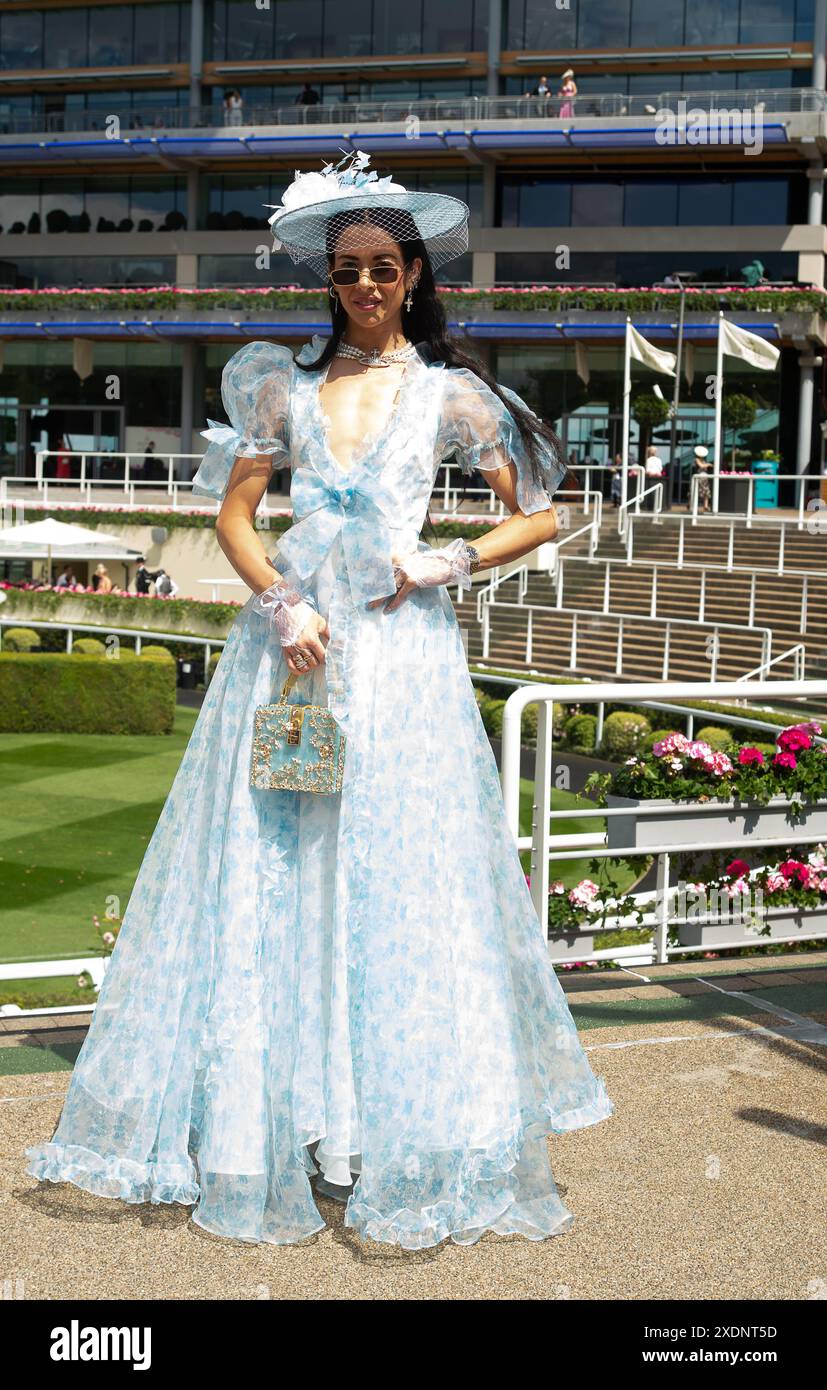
[[265, 149, 469, 280]]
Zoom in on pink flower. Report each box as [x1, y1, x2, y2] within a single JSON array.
[[738, 747, 765, 766], [765, 871, 787, 893], [568, 879, 599, 908], [777, 726, 812, 753], [652, 732, 689, 757], [779, 859, 809, 885], [772, 751, 797, 771], [725, 877, 749, 898], [704, 751, 733, 776], [549, 880, 566, 895]]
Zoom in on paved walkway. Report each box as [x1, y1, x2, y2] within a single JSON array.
[[2, 952, 825, 1301]]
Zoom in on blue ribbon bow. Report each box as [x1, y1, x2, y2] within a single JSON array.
[[275, 464, 399, 606]]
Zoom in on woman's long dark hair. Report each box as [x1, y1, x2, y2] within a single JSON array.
[[293, 205, 576, 516]]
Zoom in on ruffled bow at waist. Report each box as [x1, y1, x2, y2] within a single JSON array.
[[276, 465, 399, 606]]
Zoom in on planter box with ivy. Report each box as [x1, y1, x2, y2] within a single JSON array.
[[677, 904, 827, 948], [605, 791, 827, 851], [586, 721, 827, 852]]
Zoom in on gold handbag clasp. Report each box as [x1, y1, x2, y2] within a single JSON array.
[[286, 705, 306, 746]]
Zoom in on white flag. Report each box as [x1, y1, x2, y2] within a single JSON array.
[[719, 318, 780, 371], [73, 338, 94, 382], [575, 340, 590, 386], [628, 323, 676, 376]]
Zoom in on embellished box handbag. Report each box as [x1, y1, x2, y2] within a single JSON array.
[[250, 670, 346, 794]]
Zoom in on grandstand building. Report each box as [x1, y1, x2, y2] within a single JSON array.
[[0, 1, 826, 504]]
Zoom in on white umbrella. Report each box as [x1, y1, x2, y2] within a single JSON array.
[[0, 518, 142, 584]]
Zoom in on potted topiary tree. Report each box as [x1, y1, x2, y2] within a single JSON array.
[[719, 393, 757, 512]]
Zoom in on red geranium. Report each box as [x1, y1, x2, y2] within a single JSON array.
[[737, 747, 765, 766]]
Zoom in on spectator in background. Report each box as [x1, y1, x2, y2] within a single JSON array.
[[526, 74, 550, 98], [143, 439, 159, 484], [135, 557, 160, 595], [693, 445, 712, 512], [296, 82, 321, 107], [645, 444, 664, 479], [224, 89, 243, 127], [55, 436, 72, 486], [94, 563, 113, 594], [154, 568, 179, 598], [610, 453, 623, 507], [55, 565, 77, 589], [558, 69, 577, 118]]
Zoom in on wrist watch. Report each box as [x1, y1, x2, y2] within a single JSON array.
[[463, 541, 482, 574]]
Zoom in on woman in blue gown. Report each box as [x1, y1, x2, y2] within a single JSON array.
[[25, 152, 614, 1250]]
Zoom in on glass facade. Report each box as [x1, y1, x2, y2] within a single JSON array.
[[0, 178, 187, 236], [206, 0, 488, 62], [500, 173, 800, 228], [204, 167, 483, 232], [0, 5, 190, 70], [0, 341, 181, 478], [0, 257, 176, 289], [493, 342, 782, 489], [494, 251, 799, 286], [505, 0, 815, 49]]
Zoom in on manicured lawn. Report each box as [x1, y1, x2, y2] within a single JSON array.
[[517, 780, 637, 892], [0, 709, 629, 985], [0, 706, 198, 967]]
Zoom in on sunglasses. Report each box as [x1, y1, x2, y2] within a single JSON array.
[[328, 265, 403, 287]]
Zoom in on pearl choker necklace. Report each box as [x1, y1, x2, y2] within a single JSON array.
[[334, 340, 417, 367]]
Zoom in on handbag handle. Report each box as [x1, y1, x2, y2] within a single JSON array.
[[277, 667, 315, 704]]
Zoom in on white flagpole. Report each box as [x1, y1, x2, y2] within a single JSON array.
[[712, 310, 724, 513], [621, 317, 631, 514]]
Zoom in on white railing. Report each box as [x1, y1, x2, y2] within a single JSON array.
[[34, 449, 204, 498], [0, 956, 109, 1019], [689, 470, 823, 527], [499, 677, 827, 962], [556, 555, 822, 637], [0, 617, 228, 671], [626, 510, 826, 577], [477, 594, 772, 679], [738, 644, 806, 681], [616, 476, 662, 537]]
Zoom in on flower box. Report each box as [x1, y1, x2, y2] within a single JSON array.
[[677, 904, 827, 948], [547, 927, 599, 961], [606, 793, 827, 851]]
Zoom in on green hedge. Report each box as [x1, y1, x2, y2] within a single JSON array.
[[2, 626, 42, 651], [0, 652, 175, 734]]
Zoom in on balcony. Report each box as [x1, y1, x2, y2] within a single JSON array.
[[0, 88, 822, 165]]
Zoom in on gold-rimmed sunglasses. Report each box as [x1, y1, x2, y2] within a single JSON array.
[[328, 265, 403, 287]]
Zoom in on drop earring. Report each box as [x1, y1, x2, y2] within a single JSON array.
[[404, 277, 418, 311]]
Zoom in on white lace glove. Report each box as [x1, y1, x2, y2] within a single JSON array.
[[393, 537, 474, 592], [252, 579, 318, 647]]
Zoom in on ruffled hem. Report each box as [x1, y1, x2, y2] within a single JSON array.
[[348, 1094, 611, 1249], [346, 1186, 575, 1251], [25, 1080, 613, 1249], [24, 1142, 200, 1207]]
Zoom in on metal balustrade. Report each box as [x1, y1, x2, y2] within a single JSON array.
[[498, 677, 827, 962], [688, 470, 824, 527], [555, 555, 824, 636], [1, 88, 821, 138], [475, 594, 772, 679], [626, 509, 827, 570]]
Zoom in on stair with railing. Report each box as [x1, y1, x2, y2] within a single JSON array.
[[456, 512, 823, 681]]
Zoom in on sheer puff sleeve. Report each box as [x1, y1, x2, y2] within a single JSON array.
[[435, 365, 566, 515], [192, 340, 293, 502]]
